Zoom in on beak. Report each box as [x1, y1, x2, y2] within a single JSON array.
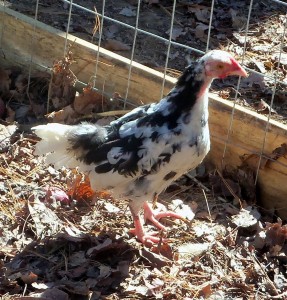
[[230, 58, 248, 77]]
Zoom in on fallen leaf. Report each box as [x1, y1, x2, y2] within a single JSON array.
[[256, 99, 277, 114], [20, 271, 38, 284], [271, 143, 287, 160], [199, 283, 213, 298], [188, 5, 210, 23], [151, 243, 173, 260], [28, 196, 63, 237], [68, 251, 87, 267], [49, 48, 77, 111], [0, 124, 17, 152], [231, 207, 260, 230], [104, 39, 131, 51], [272, 52, 287, 65], [139, 248, 171, 268], [104, 24, 119, 39], [166, 26, 186, 41], [229, 8, 247, 30], [209, 173, 241, 198], [46, 104, 78, 123], [104, 202, 120, 213], [67, 173, 94, 201], [73, 84, 107, 114], [168, 199, 195, 221], [195, 23, 211, 39], [265, 220, 287, 250], [119, 7, 136, 17], [33, 287, 71, 299], [178, 242, 210, 259], [241, 72, 266, 89], [98, 265, 112, 279]]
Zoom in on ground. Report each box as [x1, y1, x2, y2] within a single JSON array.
[[1, 0, 287, 299]]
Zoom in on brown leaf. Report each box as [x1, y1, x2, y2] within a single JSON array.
[[104, 39, 131, 51], [151, 243, 173, 260], [271, 143, 287, 160], [73, 84, 107, 114], [67, 173, 94, 201], [46, 104, 78, 124], [49, 48, 77, 111], [139, 248, 171, 268], [199, 283, 213, 298], [20, 271, 38, 284], [265, 220, 287, 249]]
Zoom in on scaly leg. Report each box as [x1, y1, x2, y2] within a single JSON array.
[[143, 201, 184, 230], [131, 215, 166, 245], [129, 200, 184, 245]]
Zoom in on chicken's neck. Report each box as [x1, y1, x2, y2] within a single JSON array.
[[162, 64, 212, 130]]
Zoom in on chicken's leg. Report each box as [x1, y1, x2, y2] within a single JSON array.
[[131, 214, 166, 244], [129, 200, 185, 245], [129, 200, 169, 245], [143, 201, 184, 230]]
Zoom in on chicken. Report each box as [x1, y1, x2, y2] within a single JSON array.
[[32, 50, 247, 245]]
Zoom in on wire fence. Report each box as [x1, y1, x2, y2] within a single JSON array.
[[0, 0, 287, 200]]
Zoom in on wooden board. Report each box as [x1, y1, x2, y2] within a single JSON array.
[[1, 6, 287, 217]]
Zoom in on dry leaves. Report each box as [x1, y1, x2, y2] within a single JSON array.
[[104, 39, 131, 51], [48, 48, 77, 111], [0, 132, 286, 299]]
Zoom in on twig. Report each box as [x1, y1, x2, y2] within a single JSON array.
[[202, 189, 212, 222], [250, 252, 279, 296], [216, 170, 243, 208], [92, 6, 101, 39], [185, 173, 227, 203]]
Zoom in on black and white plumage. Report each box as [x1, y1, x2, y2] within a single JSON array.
[[32, 50, 247, 244]]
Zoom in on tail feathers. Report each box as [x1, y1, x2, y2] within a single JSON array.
[[32, 123, 72, 155], [32, 123, 107, 171], [33, 123, 78, 168]]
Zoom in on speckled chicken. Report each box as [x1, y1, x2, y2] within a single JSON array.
[[32, 50, 247, 245]]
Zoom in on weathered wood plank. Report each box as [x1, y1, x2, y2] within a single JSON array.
[[0, 6, 177, 106], [1, 6, 287, 217]]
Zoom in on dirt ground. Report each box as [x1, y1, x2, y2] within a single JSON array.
[[1, 0, 287, 299]]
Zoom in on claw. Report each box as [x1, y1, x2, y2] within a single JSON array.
[[130, 202, 184, 246]]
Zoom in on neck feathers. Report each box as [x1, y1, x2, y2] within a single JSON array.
[[165, 61, 209, 113]]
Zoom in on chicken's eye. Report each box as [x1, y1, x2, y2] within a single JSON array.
[[217, 64, 224, 70]]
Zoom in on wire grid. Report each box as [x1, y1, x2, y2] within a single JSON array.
[[0, 0, 287, 187]]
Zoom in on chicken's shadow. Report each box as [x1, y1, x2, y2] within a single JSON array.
[[3, 232, 136, 299]]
